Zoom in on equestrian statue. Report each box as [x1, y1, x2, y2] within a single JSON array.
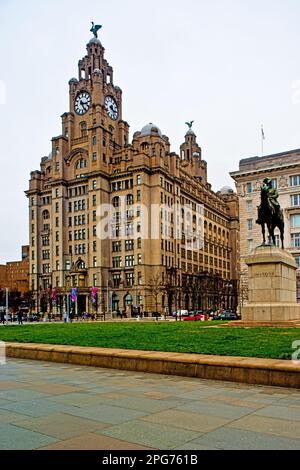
[[256, 177, 285, 249]]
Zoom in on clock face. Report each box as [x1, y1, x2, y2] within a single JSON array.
[[74, 92, 91, 116], [105, 96, 119, 121]]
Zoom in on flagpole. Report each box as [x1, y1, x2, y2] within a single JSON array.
[[261, 125, 265, 156]]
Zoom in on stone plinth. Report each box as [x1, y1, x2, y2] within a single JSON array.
[[242, 245, 300, 322]]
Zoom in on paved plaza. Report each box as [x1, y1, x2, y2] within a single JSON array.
[[0, 359, 299, 450]]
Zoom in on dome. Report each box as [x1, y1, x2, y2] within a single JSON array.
[[88, 38, 101, 46], [47, 151, 53, 161], [219, 186, 234, 195], [93, 68, 102, 75], [186, 128, 196, 136], [69, 77, 78, 84], [140, 123, 162, 138]]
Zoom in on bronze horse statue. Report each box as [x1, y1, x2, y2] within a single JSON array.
[[256, 185, 285, 249]]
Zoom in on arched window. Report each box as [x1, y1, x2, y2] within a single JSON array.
[[125, 294, 133, 306], [42, 210, 50, 220], [126, 194, 134, 206], [112, 196, 120, 208], [76, 159, 87, 169]]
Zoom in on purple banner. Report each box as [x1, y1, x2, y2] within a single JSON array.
[[92, 287, 98, 304], [52, 288, 57, 305], [72, 288, 77, 303]]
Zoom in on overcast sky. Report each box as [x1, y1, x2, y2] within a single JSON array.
[[1, 0, 300, 263]]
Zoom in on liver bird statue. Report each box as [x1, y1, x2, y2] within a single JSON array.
[[90, 22, 102, 38], [185, 121, 194, 129]]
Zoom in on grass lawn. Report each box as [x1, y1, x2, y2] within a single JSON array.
[[0, 322, 299, 360]]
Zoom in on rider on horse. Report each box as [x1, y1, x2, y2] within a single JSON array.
[[256, 177, 280, 224]]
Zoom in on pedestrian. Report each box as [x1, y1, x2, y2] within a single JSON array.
[[63, 311, 68, 323], [17, 309, 23, 325], [0, 309, 5, 324]]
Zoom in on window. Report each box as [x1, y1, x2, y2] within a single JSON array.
[[66, 260, 71, 271], [55, 217, 59, 228], [125, 240, 134, 251], [92, 195, 97, 206], [93, 211, 97, 222], [137, 175, 141, 186], [126, 194, 134, 206], [93, 256, 97, 268], [56, 246, 59, 256], [248, 239, 254, 253], [246, 200, 253, 212], [291, 195, 300, 207], [137, 190, 141, 202], [113, 257, 121, 268], [55, 162, 60, 172], [93, 274, 98, 287], [92, 136, 97, 146], [55, 202, 59, 213], [76, 159, 87, 169], [126, 273, 134, 287], [295, 256, 300, 268], [138, 272, 142, 286], [93, 226, 97, 237], [55, 189, 59, 198], [113, 274, 121, 288], [291, 233, 300, 247], [93, 241, 97, 252], [137, 238, 142, 249], [56, 231, 59, 242], [138, 254, 142, 265], [92, 152, 97, 162], [125, 255, 134, 267], [113, 241, 122, 252], [247, 219, 253, 231], [112, 197, 120, 208], [291, 214, 300, 228], [271, 179, 277, 189], [43, 210, 50, 220], [92, 180, 97, 190], [290, 175, 300, 187], [246, 182, 253, 194]]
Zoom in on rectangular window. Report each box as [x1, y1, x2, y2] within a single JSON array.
[[92, 195, 97, 206], [113, 274, 121, 288], [113, 257, 121, 268], [247, 219, 253, 231], [246, 200, 253, 212], [55, 162, 59, 172], [138, 272, 142, 286], [93, 274, 98, 287], [137, 190, 141, 202], [92, 152, 97, 162], [291, 214, 300, 228], [93, 211, 96, 222], [126, 272, 134, 287], [93, 241, 97, 252], [137, 175, 141, 186], [125, 255, 134, 267], [291, 233, 300, 247], [93, 256, 97, 268], [92, 136, 97, 146], [290, 175, 300, 187], [55, 217, 59, 227], [138, 254, 142, 265], [271, 179, 278, 189], [246, 182, 253, 194], [56, 246, 59, 256], [55, 202, 59, 213], [92, 180, 97, 190], [137, 238, 142, 249], [125, 240, 134, 251], [291, 195, 300, 207], [55, 189, 59, 198], [295, 256, 300, 268]]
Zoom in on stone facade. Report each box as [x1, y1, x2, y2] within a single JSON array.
[[231, 149, 300, 301], [26, 35, 239, 316]]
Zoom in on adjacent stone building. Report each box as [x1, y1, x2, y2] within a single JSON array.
[[26, 33, 239, 316], [231, 149, 300, 301], [0, 246, 29, 295]]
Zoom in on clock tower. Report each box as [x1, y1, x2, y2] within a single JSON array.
[[63, 36, 129, 155]]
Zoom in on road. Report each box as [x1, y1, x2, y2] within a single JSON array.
[[0, 359, 299, 450]]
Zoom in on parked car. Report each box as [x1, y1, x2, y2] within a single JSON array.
[[214, 311, 239, 321], [172, 310, 189, 318], [184, 312, 209, 322]]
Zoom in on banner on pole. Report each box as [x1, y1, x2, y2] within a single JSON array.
[[72, 288, 77, 303]]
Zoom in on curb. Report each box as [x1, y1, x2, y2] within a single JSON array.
[[5, 342, 300, 389]]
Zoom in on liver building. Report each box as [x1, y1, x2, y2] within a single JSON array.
[[26, 27, 239, 317]]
